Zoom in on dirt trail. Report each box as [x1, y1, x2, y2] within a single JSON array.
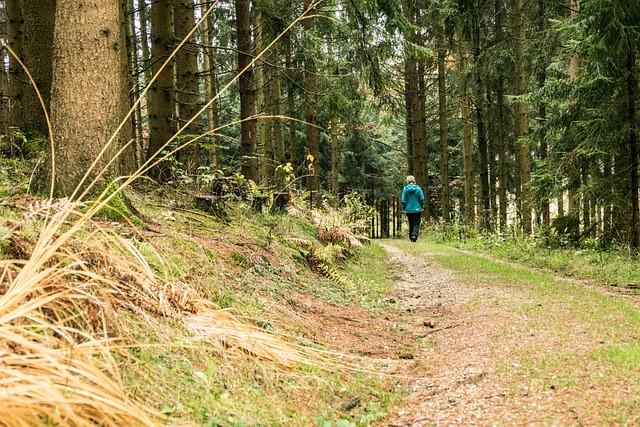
[[374, 241, 636, 427]]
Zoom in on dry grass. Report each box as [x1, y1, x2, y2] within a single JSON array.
[[0, 197, 321, 425]]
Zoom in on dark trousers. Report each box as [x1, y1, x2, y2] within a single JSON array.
[[406, 212, 422, 241]]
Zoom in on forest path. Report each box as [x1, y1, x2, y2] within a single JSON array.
[[372, 240, 638, 427]]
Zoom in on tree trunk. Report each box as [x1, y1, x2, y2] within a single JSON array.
[[330, 120, 339, 203], [125, 0, 142, 168], [566, 0, 580, 226], [175, 0, 202, 174], [201, 5, 219, 168], [538, 0, 550, 227], [404, 57, 414, 175], [437, 32, 450, 222], [303, 0, 320, 202], [23, 0, 55, 136], [603, 155, 612, 236], [255, 8, 272, 185], [0, 57, 8, 138], [582, 162, 590, 236], [495, 0, 507, 230], [270, 47, 285, 168], [147, 0, 174, 181], [403, 2, 426, 194], [327, 41, 339, 203], [417, 55, 428, 215], [512, 0, 531, 234], [236, 0, 258, 182], [458, 30, 475, 227], [569, 0, 580, 79], [472, 4, 489, 230], [285, 30, 297, 166], [6, 0, 25, 150], [46, 0, 131, 198], [138, 0, 152, 87], [628, 49, 639, 247]]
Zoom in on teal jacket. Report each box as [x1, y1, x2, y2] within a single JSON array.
[[401, 184, 425, 213]]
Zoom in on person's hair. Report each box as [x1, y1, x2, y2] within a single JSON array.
[[406, 175, 416, 184]]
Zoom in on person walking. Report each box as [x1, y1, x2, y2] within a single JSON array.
[[401, 175, 425, 242]]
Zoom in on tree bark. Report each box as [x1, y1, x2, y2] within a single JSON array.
[[404, 57, 414, 175], [138, 0, 152, 87], [582, 162, 590, 236], [303, 0, 320, 202], [200, 5, 219, 168], [458, 29, 475, 227], [236, 0, 258, 182], [628, 49, 639, 247], [125, 0, 142, 168], [512, 0, 531, 233], [46, 0, 131, 197], [147, 0, 174, 181], [538, 0, 550, 227], [417, 55, 428, 215], [437, 32, 450, 222], [270, 47, 285, 168], [255, 8, 272, 185], [23, 0, 55, 136], [0, 56, 8, 138], [175, 0, 202, 173], [6, 0, 25, 149], [285, 27, 297, 167], [495, 0, 507, 230], [472, 3, 489, 230], [566, 0, 580, 226]]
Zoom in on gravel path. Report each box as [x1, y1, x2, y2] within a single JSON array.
[[380, 243, 474, 311]]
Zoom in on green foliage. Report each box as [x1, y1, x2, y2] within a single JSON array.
[[425, 227, 640, 288], [0, 128, 46, 159]]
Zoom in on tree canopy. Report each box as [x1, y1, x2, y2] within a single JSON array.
[[0, 0, 638, 246]]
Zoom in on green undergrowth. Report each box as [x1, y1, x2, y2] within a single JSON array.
[[0, 175, 398, 426], [119, 191, 397, 426]]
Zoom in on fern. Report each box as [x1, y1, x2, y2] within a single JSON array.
[[315, 262, 353, 289]]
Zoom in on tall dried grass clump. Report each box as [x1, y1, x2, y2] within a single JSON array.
[[0, 196, 314, 425], [0, 229, 169, 426]]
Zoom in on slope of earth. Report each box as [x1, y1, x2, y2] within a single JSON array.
[[346, 239, 640, 426]]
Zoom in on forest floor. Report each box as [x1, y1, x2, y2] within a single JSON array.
[[300, 239, 640, 426]]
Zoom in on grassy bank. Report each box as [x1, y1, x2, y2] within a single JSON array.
[[0, 160, 397, 427], [424, 225, 640, 288]]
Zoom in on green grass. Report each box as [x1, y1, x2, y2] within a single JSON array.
[[430, 230, 640, 288], [339, 242, 394, 312], [606, 341, 640, 367]]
